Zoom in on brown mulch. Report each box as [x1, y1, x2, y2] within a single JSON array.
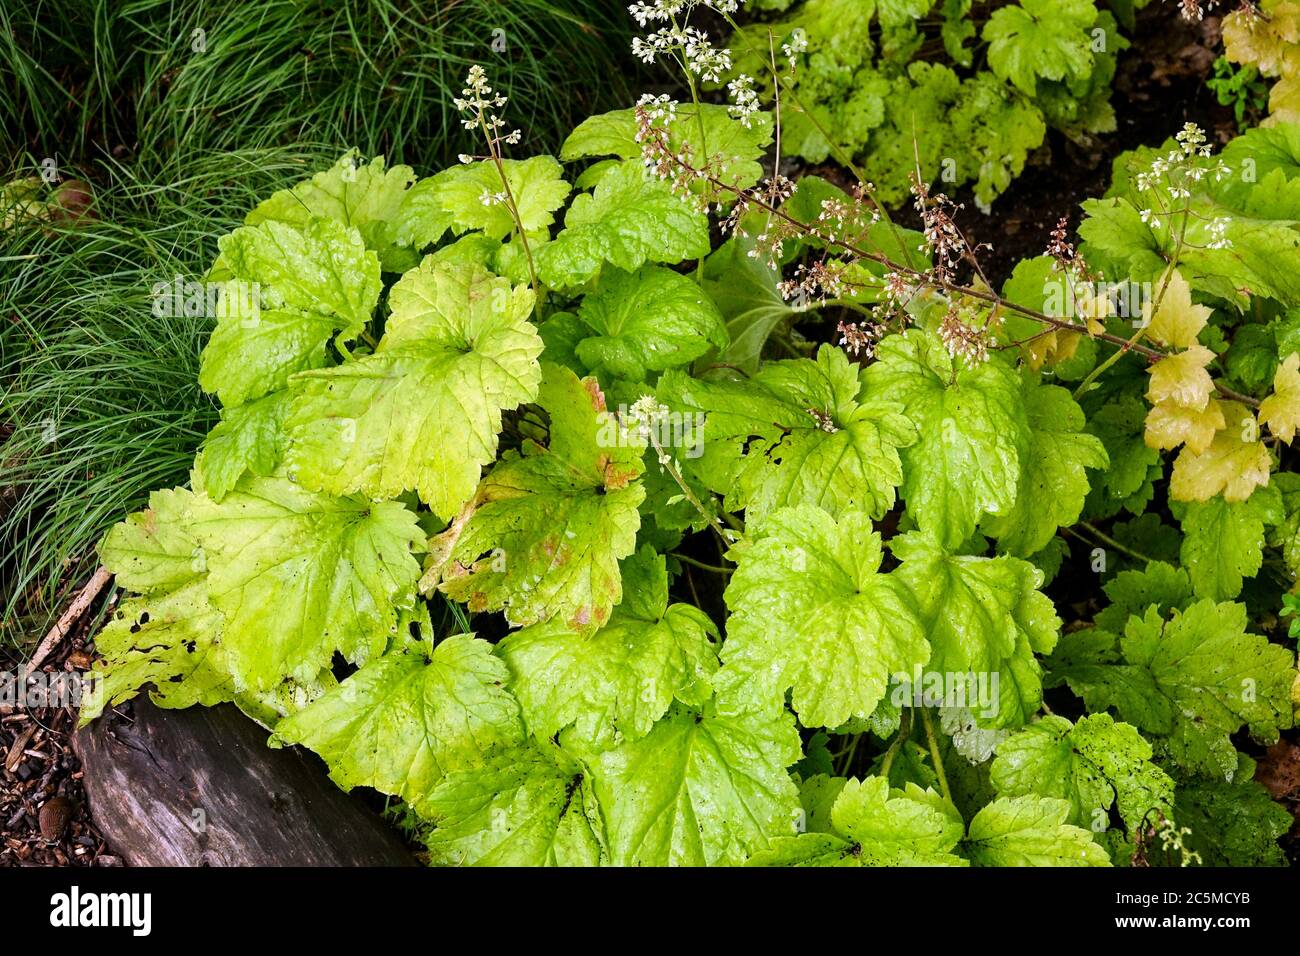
[[0, 603, 117, 867]]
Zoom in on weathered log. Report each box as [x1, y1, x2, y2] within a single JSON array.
[[73, 699, 416, 866]]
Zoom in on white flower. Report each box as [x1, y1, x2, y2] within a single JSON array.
[[726, 74, 759, 126]]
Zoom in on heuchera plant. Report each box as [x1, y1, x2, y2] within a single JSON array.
[[722, 0, 1153, 209], [84, 1, 1300, 867]]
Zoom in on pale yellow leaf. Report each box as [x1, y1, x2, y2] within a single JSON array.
[[1223, 2, 1300, 77], [1142, 269, 1211, 350], [1147, 345, 1216, 409], [1169, 402, 1271, 502], [1260, 352, 1300, 442], [1145, 396, 1226, 454], [1265, 72, 1300, 127]]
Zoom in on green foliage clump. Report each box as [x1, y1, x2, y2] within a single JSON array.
[[71, 78, 1300, 866], [725, 0, 1148, 208]]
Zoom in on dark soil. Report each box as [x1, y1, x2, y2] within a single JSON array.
[[0, 598, 115, 867], [960, 6, 1236, 284]]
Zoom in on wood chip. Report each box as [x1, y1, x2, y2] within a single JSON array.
[[4, 726, 35, 774]]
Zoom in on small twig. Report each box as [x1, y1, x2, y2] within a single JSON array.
[[23, 567, 112, 680]]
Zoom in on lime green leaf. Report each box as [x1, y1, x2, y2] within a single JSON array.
[[892, 531, 1060, 727], [199, 299, 346, 409], [984, 380, 1107, 557], [963, 795, 1110, 865], [1175, 488, 1284, 601], [187, 476, 423, 690], [571, 265, 727, 380], [1093, 561, 1193, 634], [428, 156, 571, 240], [285, 261, 542, 518], [717, 506, 929, 728], [561, 104, 773, 195], [197, 391, 289, 501], [863, 329, 1029, 549], [271, 635, 523, 810], [537, 160, 710, 289], [496, 547, 719, 748], [588, 704, 802, 866], [100, 487, 207, 594], [748, 777, 968, 867], [86, 488, 233, 720], [990, 714, 1174, 835], [423, 743, 604, 866], [82, 578, 232, 721], [245, 152, 415, 262], [434, 364, 645, 631], [984, 0, 1098, 95], [218, 216, 381, 337], [661, 345, 917, 522]]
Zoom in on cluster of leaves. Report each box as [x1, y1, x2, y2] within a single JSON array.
[[1223, 0, 1300, 127], [81, 84, 1300, 865], [725, 0, 1152, 208]]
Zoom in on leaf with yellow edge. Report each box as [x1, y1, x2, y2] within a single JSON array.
[[1147, 345, 1216, 409], [1170, 402, 1272, 503], [1145, 396, 1225, 454], [1143, 269, 1212, 350], [1260, 352, 1300, 443]]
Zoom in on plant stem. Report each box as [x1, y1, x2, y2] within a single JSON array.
[[919, 707, 953, 804], [1067, 522, 1156, 565], [879, 708, 912, 779], [670, 552, 733, 575]]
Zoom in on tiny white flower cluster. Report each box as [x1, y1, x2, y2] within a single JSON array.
[[628, 0, 740, 27], [453, 65, 521, 149], [633, 23, 733, 81], [781, 28, 807, 69], [627, 2, 742, 82], [1132, 123, 1233, 249], [1205, 215, 1231, 250], [726, 74, 759, 127]]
